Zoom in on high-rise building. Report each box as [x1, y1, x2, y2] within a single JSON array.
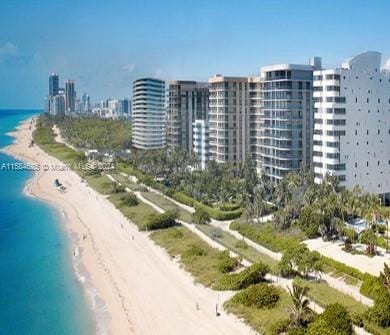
[[249, 76, 262, 172], [65, 80, 76, 114], [50, 94, 65, 116], [166, 81, 209, 152], [258, 61, 319, 182], [193, 119, 210, 170], [313, 51, 390, 202], [119, 98, 131, 119], [49, 73, 59, 96], [132, 78, 166, 150], [208, 75, 250, 164], [81, 93, 91, 113]]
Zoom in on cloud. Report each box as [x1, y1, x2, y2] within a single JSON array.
[[154, 68, 167, 79], [383, 58, 390, 71], [0, 42, 18, 62], [0, 42, 32, 65], [123, 63, 136, 72]]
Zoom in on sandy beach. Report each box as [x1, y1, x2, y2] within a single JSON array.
[[2, 119, 254, 335]]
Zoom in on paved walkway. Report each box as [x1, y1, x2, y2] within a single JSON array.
[[305, 238, 390, 277]]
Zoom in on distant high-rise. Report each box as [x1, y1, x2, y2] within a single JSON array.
[[132, 78, 165, 150], [118, 98, 131, 119], [193, 119, 210, 170], [65, 80, 76, 114], [166, 81, 209, 152], [49, 73, 59, 96], [81, 93, 90, 113], [50, 94, 65, 116]]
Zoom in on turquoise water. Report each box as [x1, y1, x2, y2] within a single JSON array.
[[0, 110, 95, 335]]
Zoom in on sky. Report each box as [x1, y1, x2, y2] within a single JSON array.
[[0, 0, 390, 109]]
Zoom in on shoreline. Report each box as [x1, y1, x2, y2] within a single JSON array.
[[4, 121, 112, 335], [2, 118, 253, 335]]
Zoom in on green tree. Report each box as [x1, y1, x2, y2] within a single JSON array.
[[192, 208, 211, 225], [279, 243, 323, 278]]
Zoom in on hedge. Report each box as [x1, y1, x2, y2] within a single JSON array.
[[220, 203, 241, 211], [321, 255, 383, 300], [231, 283, 280, 309], [360, 275, 384, 300], [144, 210, 178, 231], [173, 191, 243, 220], [321, 255, 366, 281], [214, 262, 270, 290]]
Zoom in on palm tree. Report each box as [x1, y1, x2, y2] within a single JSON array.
[[379, 206, 390, 253], [379, 263, 390, 293], [363, 194, 380, 255], [288, 283, 313, 329]]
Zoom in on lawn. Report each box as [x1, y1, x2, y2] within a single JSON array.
[[224, 287, 291, 335], [108, 192, 157, 230], [141, 191, 194, 223], [230, 221, 305, 252], [109, 172, 146, 191], [294, 278, 368, 316], [196, 224, 279, 273], [84, 174, 114, 195], [150, 226, 237, 287]]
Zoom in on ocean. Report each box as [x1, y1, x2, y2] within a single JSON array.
[[0, 110, 95, 335]]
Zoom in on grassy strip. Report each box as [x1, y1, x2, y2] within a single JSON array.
[[108, 192, 158, 230], [295, 278, 368, 316], [224, 288, 291, 335], [84, 174, 115, 195], [230, 221, 305, 252], [150, 226, 237, 287], [109, 172, 146, 191], [33, 116, 85, 167], [196, 224, 279, 273], [140, 191, 194, 223]]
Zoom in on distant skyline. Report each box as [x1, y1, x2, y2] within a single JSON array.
[[1, 0, 390, 109]]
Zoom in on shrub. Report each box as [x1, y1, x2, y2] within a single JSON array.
[[173, 192, 243, 220], [214, 262, 270, 290], [366, 293, 390, 328], [235, 240, 248, 250], [183, 244, 207, 257], [166, 228, 183, 239], [217, 251, 239, 273], [192, 208, 211, 225], [307, 317, 343, 335], [144, 210, 178, 230], [210, 227, 223, 240], [321, 303, 353, 335], [120, 193, 139, 207], [231, 283, 280, 309], [360, 274, 384, 300], [112, 182, 126, 193]]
